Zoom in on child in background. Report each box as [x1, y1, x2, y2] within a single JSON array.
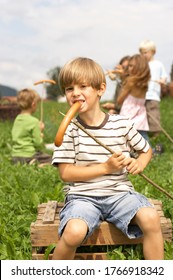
[[116, 54, 150, 141], [103, 55, 130, 113], [11, 88, 52, 164], [139, 40, 168, 138], [52, 57, 163, 260]]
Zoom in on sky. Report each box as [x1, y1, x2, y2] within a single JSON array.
[[0, 0, 173, 100]]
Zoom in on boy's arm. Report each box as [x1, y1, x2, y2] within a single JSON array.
[[58, 151, 126, 182]]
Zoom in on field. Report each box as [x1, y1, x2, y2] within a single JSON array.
[[0, 97, 173, 260]]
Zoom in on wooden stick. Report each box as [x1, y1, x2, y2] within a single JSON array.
[[34, 79, 56, 122], [59, 112, 173, 200], [139, 173, 173, 200], [40, 83, 45, 123]]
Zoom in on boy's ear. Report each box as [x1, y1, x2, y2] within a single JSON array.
[[98, 83, 106, 97]]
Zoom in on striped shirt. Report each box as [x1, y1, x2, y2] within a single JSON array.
[[52, 113, 149, 196]]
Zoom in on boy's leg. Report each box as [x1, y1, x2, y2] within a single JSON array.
[[146, 100, 161, 137], [133, 207, 164, 260], [52, 195, 102, 260], [52, 218, 88, 260]]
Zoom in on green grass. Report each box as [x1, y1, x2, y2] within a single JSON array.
[[0, 98, 173, 259]]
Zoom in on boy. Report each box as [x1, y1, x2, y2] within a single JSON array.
[[52, 57, 163, 260], [11, 88, 51, 164], [139, 40, 168, 138]]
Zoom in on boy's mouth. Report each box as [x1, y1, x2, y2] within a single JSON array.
[[73, 100, 85, 108]]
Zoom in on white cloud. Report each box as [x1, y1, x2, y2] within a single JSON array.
[[0, 0, 173, 100]]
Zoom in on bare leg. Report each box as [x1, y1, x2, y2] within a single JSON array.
[[133, 207, 164, 260], [52, 219, 88, 260]]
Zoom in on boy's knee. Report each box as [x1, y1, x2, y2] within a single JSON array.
[[62, 219, 88, 247], [136, 208, 161, 233], [143, 210, 161, 233]]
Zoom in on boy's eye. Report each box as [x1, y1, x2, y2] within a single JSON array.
[[65, 87, 73, 93], [80, 84, 88, 89]]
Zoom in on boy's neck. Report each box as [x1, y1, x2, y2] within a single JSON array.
[[79, 110, 106, 127], [21, 109, 32, 115]]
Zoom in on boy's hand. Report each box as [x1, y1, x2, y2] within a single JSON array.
[[104, 151, 126, 173], [122, 157, 144, 175]]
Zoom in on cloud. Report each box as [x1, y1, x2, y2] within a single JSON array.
[[0, 0, 173, 100]]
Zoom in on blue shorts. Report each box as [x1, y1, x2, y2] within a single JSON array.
[[58, 190, 153, 242]]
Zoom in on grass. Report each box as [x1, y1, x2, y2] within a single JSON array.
[[0, 97, 173, 259]]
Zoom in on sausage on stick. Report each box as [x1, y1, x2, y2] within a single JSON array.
[[54, 101, 81, 147], [34, 79, 56, 85]]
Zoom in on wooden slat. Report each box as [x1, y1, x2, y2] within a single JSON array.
[[32, 252, 107, 260], [42, 201, 57, 224]]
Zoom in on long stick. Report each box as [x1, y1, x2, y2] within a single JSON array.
[[138, 173, 173, 200], [40, 82, 45, 123], [34, 79, 56, 123], [60, 112, 173, 200]]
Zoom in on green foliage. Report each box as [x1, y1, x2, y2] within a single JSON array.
[[0, 97, 173, 259], [107, 245, 143, 260], [46, 66, 63, 100], [44, 244, 56, 260]]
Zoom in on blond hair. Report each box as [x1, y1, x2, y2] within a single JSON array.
[[139, 40, 156, 54], [59, 57, 106, 94], [17, 88, 40, 110]]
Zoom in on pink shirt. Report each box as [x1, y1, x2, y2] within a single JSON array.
[[120, 94, 149, 131]]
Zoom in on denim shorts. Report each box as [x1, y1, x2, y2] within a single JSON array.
[[58, 190, 153, 242]]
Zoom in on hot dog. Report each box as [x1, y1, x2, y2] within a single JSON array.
[[54, 102, 81, 147]]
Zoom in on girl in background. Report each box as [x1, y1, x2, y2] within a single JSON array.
[[117, 54, 150, 140]]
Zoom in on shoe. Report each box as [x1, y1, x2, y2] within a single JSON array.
[[153, 144, 164, 155]]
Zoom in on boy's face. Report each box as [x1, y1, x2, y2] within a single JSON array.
[[65, 83, 105, 113], [140, 49, 154, 61]]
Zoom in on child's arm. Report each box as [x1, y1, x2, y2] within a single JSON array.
[[157, 78, 167, 85], [102, 102, 115, 110], [58, 151, 126, 182], [122, 146, 152, 175], [32, 120, 44, 149], [116, 86, 129, 105]]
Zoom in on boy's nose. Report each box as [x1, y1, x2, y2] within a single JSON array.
[[73, 87, 80, 96]]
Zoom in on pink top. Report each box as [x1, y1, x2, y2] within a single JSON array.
[[120, 94, 149, 131]]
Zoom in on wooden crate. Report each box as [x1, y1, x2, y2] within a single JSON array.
[[30, 199, 172, 260]]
